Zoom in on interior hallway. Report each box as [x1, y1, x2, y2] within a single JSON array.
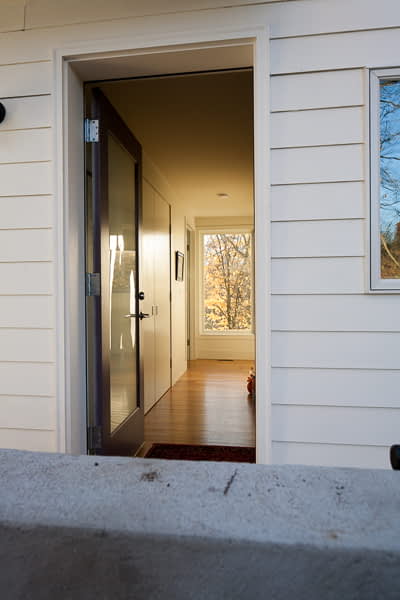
[[144, 359, 256, 448]]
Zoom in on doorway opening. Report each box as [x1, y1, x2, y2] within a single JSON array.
[[56, 31, 270, 462], [85, 67, 255, 460]]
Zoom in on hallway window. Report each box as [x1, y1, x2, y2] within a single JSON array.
[[202, 232, 252, 332]]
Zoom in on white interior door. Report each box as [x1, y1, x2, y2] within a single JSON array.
[[142, 180, 156, 414], [142, 184, 171, 413], [154, 191, 171, 400]]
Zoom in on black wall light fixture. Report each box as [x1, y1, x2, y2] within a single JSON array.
[[0, 103, 6, 124]]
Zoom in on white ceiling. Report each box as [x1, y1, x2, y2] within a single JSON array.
[[99, 68, 254, 218]]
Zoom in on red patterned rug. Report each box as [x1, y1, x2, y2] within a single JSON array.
[[145, 443, 256, 463]]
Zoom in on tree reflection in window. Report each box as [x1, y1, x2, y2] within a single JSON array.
[[380, 79, 400, 278], [203, 233, 252, 331]]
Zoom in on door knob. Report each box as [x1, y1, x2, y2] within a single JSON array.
[[124, 312, 150, 320]]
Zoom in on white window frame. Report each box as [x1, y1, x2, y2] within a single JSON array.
[[370, 67, 400, 291], [199, 227, 254, 336]]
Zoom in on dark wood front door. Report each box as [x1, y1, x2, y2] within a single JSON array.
[[86, 87, 144, 455]]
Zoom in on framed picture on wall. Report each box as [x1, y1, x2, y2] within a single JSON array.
[[175, 251, 184, 281]]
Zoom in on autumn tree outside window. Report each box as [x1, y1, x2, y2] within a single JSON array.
[[201, 231, 253, 333], [370, 68, 400, 290]]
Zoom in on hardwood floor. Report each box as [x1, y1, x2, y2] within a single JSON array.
[[144, 359, 256, 448]]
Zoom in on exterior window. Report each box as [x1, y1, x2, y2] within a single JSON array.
[[202, 232, 252, 332], [370, 69, 400, 290]]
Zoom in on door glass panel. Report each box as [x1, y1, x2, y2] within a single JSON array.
[[108, 133, 138, 433]]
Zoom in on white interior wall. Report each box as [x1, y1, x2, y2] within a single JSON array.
[[0, 0, 399, 467]]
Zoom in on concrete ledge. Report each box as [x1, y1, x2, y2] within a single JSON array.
[[0, 450, 399, 598]]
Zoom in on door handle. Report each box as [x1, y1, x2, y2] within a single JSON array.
[[124, 312, 150, 320]]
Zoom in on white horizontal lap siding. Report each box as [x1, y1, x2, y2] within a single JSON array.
[[272, 368, 400, 408], [0, 196, 53, 229], [271, 182, 364, 222], [0, 262, 53, 294], [19, 0, 400, 38], [271, 69, 364, 112], [0, 363, 55, 396], [0, 61, 56, 450], [0, 96, 51, 130], [0, 229, 52, 262], [272, 405, 399, 446], [271, 107, 363, 149], [268, 16, 400, 469], [271, 27, 400, 75], [0, 1, 25, 33], [272, 257, 364, 294], [0, 296, 54, 328], [272, 295, 400, 332], [271, 220, 364, 258], [0, 429, 56, 452], [271, 145, 363, 186], [0, 396, 55, 430], [0, 129, 50, 164], [0, 163, 51, 196], [272, 442, 389, 470], [273, 332, 400, 370], [0, 62, 51, 97]]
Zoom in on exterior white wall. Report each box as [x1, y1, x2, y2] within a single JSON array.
[[0, 0, 400, 466]]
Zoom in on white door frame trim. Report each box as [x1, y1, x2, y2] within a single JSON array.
[[53, 22, 271, 463]]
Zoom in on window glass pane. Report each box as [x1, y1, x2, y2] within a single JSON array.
[[203, 233, 252, 331], [380, 79, 400, 278]]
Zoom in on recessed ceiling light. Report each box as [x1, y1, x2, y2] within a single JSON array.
[[217, 192, 230, 199]]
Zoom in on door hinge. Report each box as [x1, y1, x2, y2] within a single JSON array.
[[86, 272, 100, 296], [87, 425, 102, 451], [84, 118, 99, 143]]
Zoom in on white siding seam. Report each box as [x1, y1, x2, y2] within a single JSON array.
[[272, 142, 363, 150], [272, 255, 365, 259], [0, 227, 52, 231], [0, 94, 51, 101], [270, 67, 362, 77], [272, 329, 400, 334], [272, 440, 390, 448], [0, 426, 55, 432], [0, 160, 51, 166], [0, 227, 52, 232], [273, 403, 400, 409], [0, 126, 51, 133], [272, 255, 365, 260], [0, 293, 52, 297], [272, 366, 400, 372], [271, 67, 370, 77], [0, 261, 52, 264], [0, 360, 55, 364], [0, 194, 52, 198], [271, 179, 363, 187], [0, 60, 51, 68], [0, 393, 53, 398], [272, 143, 363, 150], [272, 293, 369, 297], [272, 218, 364, 223], [271, 104, 364, 114], [0, 327, 53, 330]]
